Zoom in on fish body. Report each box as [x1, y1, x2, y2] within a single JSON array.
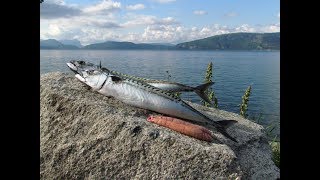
[[105, 68, 214, 104], [68, 60, 214, 104], [67, 61, 238, 142]]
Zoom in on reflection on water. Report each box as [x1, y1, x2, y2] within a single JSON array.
[[41, 50, 280, 137]]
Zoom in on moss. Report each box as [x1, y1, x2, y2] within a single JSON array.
[[270, 141, 280, 168]]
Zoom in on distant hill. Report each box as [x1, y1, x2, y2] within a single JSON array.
[[59, 39, 83, 48], [83, 41, 174, 50], [40, 39, 79, 49], [176, 32, 280, 50], [40, 33, 280, 50], [148, 43, 176, 46]]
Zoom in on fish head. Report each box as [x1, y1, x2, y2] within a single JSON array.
[[67, 60, 97, 72], [67, 60, 109, 90], [67, 60, 111, 73]]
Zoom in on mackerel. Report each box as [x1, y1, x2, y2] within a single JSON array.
[[69, 60, 214, 104], [67, 61, 238, 142]]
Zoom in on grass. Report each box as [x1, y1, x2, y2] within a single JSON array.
[[202, 62, 218, 108], [168, 64, 280, 169], [240, 85, 251, 118], [270, 137, 280, 168], [249, 114, 280, 169]]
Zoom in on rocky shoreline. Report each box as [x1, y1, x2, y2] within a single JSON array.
[[40, 72, 279, 179]]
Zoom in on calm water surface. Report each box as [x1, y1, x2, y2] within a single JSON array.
[[40, 50, 280, 137]]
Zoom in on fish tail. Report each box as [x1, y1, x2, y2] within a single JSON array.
[[217, 127, 238, 143], [214, 120, 238, 142], [215, 119, 237, 128], [194, 82, 214, 104]]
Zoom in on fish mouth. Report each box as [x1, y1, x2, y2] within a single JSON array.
[[67, 62, 86, 83], [67, 62, 77, 70], [67, 61, 82, 76], [67, 62, 79, 74]]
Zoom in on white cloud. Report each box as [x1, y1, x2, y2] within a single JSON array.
[[126, 4, 145, 10], [224, 12, 238, 18], [135, 23, 280, 44], [40, 0, 280, 45], [258, 23, 280, 32], [83, 0, 121, 14], [235, 24, 255, 32], [40, 0, 121, 19], [47, 24, 62, 36], [152, 0, 176, 4], [45, 0, 66, 5], [41, 22, 280, 45], [122, 15, 179, 27], [193, 10, 207, 15], [40, 1, 82, 19]]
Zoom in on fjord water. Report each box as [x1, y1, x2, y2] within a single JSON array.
[[40, 50, 280, 137]]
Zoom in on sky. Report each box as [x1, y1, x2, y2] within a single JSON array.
[[40, 0, 280, 45]]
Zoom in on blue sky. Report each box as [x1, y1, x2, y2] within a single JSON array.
[[40, 0, 280, 45]]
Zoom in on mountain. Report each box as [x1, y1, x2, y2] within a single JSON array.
[[40, 39, 79, 49], [40, 32, 280, 50], [59, 39, 83, 48], [176, 32, 280, 50], [148, 43, 176, 46], [83, 41, 174, 50]]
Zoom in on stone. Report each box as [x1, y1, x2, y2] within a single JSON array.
[[40, 72, 279, 179]]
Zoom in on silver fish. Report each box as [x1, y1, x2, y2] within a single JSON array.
[[67, 61, 238, 142], [68, 60, 214, 104]]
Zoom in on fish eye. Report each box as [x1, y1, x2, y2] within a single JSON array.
[[86, 69, 94, 74]]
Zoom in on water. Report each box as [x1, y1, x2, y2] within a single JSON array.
[[40, 50, 280, 137]]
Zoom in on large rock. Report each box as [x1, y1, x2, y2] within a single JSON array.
[[40, 72, 280, 179]]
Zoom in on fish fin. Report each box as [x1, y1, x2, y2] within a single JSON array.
[[210, 120, 238, 142], [194, 82, 214, 104], [215, 119, 237, 128], [216, 127, 238, 143], [110, 75, 123, 82]]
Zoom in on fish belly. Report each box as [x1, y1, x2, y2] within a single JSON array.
[[101, 83, 204, 122]]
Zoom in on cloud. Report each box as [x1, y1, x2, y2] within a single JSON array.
[[234, 24, 255, 32], [135, 23, 280, 43], [40, 0, 280, 45], [193, 10, 207, 15], [152, 0, 176, 4], [91, 21, 122, 28], [42, 22, 280, 45], [83, 0, 121, 14], [258, 23, 280, 32], [40, 2, 82, 19], [122, 15, 179, 27], [47, 24, 62, 36], [40, 0, 121, 19], [126, 4, 145, 10], [224, 12, 238, 18]]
